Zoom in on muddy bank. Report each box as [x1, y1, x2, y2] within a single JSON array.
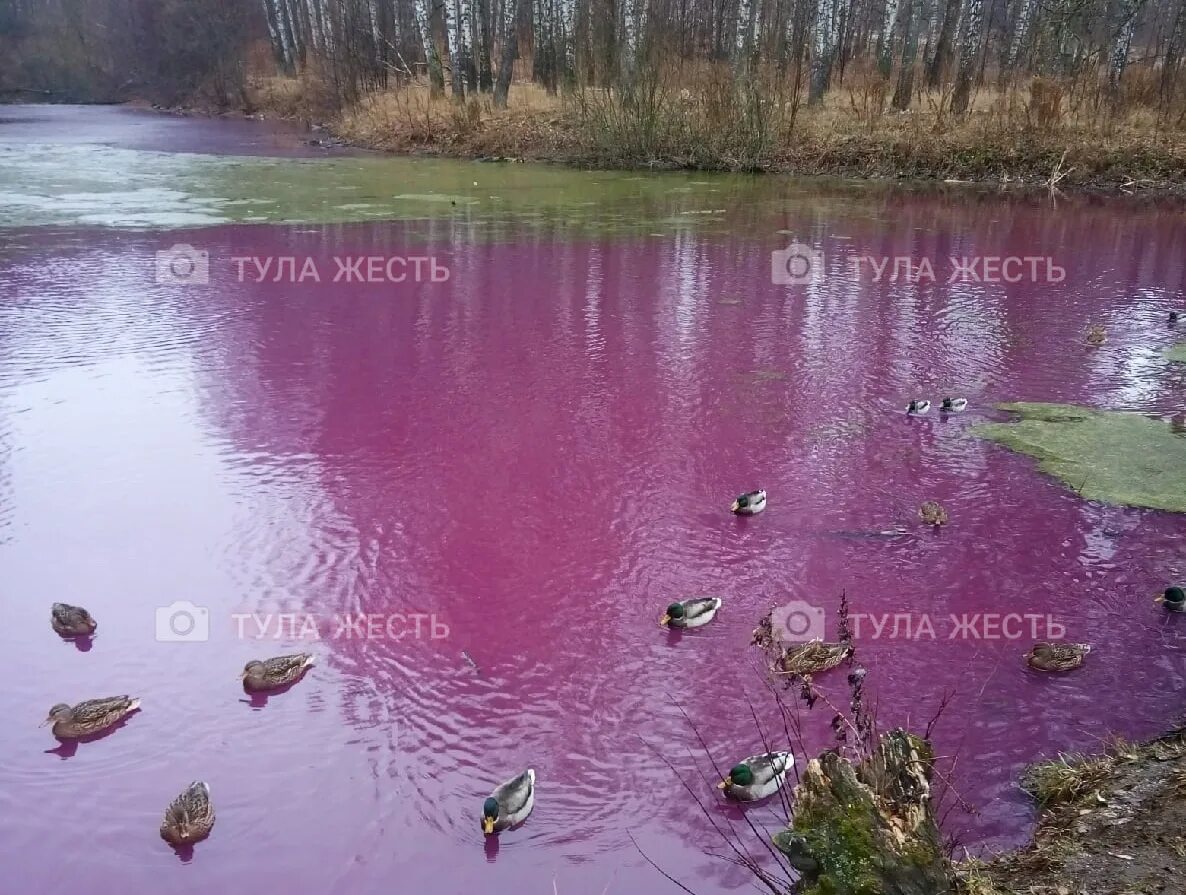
[[968, 728, 1186, 895]]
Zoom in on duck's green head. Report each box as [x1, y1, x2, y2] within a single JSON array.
[[481, 797, 499, 834], [1162, 586, 1186, 608], [660, 603, 686, 626], [718, 762, 755, 789]]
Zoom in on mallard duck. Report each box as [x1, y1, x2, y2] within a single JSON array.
[[43, 696, 140, 738], [717, 751, 794, 801], [731, 490, 767, 515], [1086, 325, 1107, 346], [51, 602, 96, 636], [940, 397, 968, 412], [160, 782, 215, 845], [481, 769, 535, 834], [660, 597, 722, 629], [906, 400, 931, 415], [1026, 642, 1090, 672], [775, 639, 852, 675], [240, 653, 315, 691], [1156, 586, 1186, 611], [919, 501, 948, 526]]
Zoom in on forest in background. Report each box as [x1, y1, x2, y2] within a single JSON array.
[[3, 0, 1186, 183]]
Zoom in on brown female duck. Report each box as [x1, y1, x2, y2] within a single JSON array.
[[51, 602, 96, 636], [43, 696, 140, 738], [918, 501, 949, 526], [160, 782, 215, 845], [1026, 642, 1090, 672], [775, 639, 852, 676], [240, 653, 316, 691]]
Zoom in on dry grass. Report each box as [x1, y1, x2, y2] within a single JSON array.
[[1021, 753, 1115, 807], [328, 81, 576, 157], [955, 860, 1007, 895], [246, 67, 1186, 190]]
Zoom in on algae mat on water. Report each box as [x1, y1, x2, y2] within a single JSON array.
[[0, 142, 810, 233], [974, 403, 1186, 513]]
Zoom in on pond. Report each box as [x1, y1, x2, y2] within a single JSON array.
[[2, 104, 1185, 894]]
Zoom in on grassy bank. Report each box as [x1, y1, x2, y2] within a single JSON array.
[[246, 72, 1186, 195]]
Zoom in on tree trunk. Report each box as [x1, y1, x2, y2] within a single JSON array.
[[808, 0, 836, 104], [1005, 0, 1034, 70], [1161, 0, 1186, 107], [891, 0, 917, 110], [493, 0, 526, 105], [450, 0, 472, 97], [475, 0, 494, 89], [924, 0, 959, 89], [1109, 0, 1144, 96], [877, 0, 900, 77], [262, 0, 295, 73], [950, 0, 982, 114], [774, 730, 956, 895], [415, 0, 447, 94]]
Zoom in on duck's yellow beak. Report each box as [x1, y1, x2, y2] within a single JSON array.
[[730, 500, 740, 512], [717, 776, 732, 789], [1156, 594, 1165, 603], [482, 817, 495, 835], [659, 614, 671, 626]]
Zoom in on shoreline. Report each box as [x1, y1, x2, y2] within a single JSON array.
[[966, 725, 1186, 894], [95, 92, 1186, 202]]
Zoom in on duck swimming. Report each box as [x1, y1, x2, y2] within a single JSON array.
[[160, 781, 215, 845], [775, 639, 851, 676], [240, 653, 316, 691], [906, 400, 931, 415], [731, 490, 767, 515], [660, 597, 722, 629], [1156, 586, 1186, 611], [51, 602, 96, 637], [481, 769, 536, 834], [717, 751, 794, 801], [43, 696, 140, 738], [940, 397, 968, 412], [1026, 642, 1090, 672], [918, 501, 949, 526], [1086, 324, 1107, 346]]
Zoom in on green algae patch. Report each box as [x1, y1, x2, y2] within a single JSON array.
[[0, 142, 776, 235], [1166, 343, 1186, 363], [974, 402, 1186, 512]]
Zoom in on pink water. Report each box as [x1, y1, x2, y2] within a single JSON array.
[[3, 111, 1186, 894]]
